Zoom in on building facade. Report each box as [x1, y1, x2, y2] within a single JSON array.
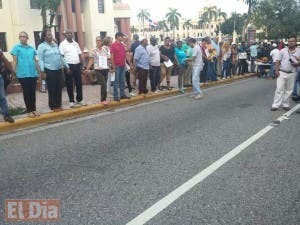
[[0, 0, 131, 56], [132, 9, 221, 42]]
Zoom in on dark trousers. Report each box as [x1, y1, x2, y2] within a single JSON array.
[[149, 66, 161, 91], [238, 59, 248, 75], [95, 69, 108, 101], [137, 67, 149, 94], [125, 70, 133, 93], [200, 61, 207, 83], [45, 68, 63, 110], [66, 64, 83, 103], [18, 77, 37, 113]]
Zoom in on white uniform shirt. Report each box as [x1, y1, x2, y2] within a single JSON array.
[[270, 48, 279, 62], [59, 39, 82, 64], [147, 44, 160, 66], [192, 45, 203, 68], [277, 47, 300, 73]]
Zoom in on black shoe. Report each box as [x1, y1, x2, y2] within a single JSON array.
[[120, 95, 131, 100], [283, 107, 291, 111], [4, 115, 14, 123], [271, 107, 278, 111], [113, 98, 120, 102]]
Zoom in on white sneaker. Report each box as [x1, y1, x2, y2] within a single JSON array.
[[222, 77, 226, 80], [194, 94, 203, 100], [70, 102, 76, 108], [129, 92, 136, 96], [77, 101, 87, 106]]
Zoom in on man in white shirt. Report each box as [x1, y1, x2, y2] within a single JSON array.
[[186, 38, 204, 100], [271, 36, 300, 111], [268, 43, 280, 78], [147, 37, 161, 93], [59, 29, 86, 107]]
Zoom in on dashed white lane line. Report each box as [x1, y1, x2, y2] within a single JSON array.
[[126, 104, 300, 225]]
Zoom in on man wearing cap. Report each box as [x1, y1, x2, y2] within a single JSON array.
[[83, 47, 97, 84], [271, 36, 300, 111], [110, 32, 130, 101], [267, 43, 279, 78], [134, 38, 150, 95]]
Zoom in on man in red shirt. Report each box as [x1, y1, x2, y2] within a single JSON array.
[[110, 32, 130, 101]]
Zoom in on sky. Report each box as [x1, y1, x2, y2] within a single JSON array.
[[123, 0, 248, 23]]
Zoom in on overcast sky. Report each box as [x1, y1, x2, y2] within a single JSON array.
[[123, 0, 248, 23]]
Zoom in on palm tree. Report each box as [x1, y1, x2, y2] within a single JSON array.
[[35, 0, 61, 30], [202, 6, 217, 36], [137, 8, 150, 36], [157, 20, 169, 38], [165, 8, 182, 39], [241, 0, 258, 41], [183, 19, 193, 30], [130, 26, 138, 34], [216, 8, 227, 36]]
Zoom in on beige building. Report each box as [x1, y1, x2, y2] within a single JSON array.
[[0, 0, 131, 57], [133, 10, 221, 41]]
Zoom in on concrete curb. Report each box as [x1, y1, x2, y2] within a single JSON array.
[[0, 74, 256, 133]]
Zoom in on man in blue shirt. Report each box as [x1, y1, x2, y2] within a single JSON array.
[[134, 38, 150, 95], [11, 31, 39, 118], [249, 42, 258, 73]]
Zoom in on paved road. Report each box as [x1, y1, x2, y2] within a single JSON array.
[[0, 78, 299, 225]]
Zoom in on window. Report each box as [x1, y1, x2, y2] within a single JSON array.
[[98, 0, 104, 13], [71, 0, 83, 12], [30, 0, 40, 9], [0, 33, 7, 52], [100, 31, 107, 39], [0, 0, 3, 9]]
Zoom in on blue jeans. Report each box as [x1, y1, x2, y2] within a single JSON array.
[[222, 59, 230, 78], [206, 61, 217, 81], [267, 62, 275, 78], [113, 66, 126, 99], [0, 75, 9, 116], [292, 70, 300, 97], [192, 66, 202, 95]]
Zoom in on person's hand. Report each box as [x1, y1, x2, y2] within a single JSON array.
[[291, 62, 299, 67], [66, 68, 71, 75], [163, 56, 169, 61], [40, 72, 46, 80], [274, 70, 280, 78]]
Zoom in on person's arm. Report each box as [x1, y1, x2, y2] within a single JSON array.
[[11, 56, 17, 75], [85, 57, 94, 71], [0, 51, 14, 72], [110, 45, 115, 72]]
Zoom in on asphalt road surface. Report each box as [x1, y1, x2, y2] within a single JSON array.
[[0, 78, 299, 225]]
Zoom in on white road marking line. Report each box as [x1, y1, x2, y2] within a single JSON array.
[[126, 104, 300, 225], [0, 78, 255, 140]]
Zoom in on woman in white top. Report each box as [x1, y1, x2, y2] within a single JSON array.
[[221, 42, 231, 79], [85, 37, 111, 105]]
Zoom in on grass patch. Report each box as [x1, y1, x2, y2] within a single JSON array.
[[8, 107, 26, 116]]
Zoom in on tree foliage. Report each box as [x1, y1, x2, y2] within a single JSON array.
[[33, 0, 61, 30], [220, 13, 247, 35], [252, 0, 300, 39], [165, 8, 182, 38], [137, 8, 150, 35]]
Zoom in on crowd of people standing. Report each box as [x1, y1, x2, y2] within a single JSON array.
[[0, 30, 299, 124]]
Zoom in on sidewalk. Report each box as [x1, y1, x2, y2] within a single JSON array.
[[0, 74, 256, 132], [5, 76, 179, 118]]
